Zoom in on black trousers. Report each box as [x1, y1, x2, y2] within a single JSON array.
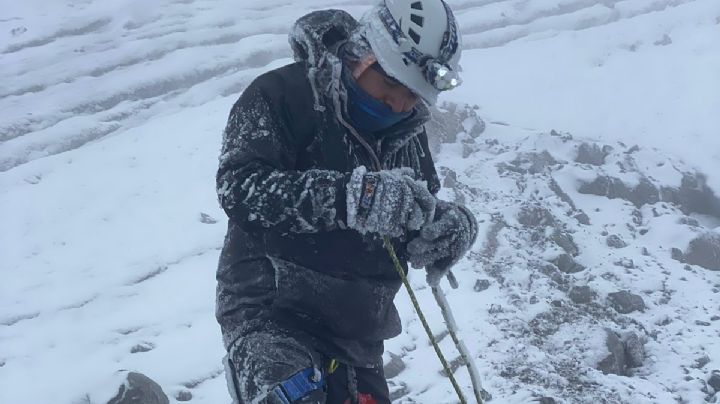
[[224, 329, 391, 404]]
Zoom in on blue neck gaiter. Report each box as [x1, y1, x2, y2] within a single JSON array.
[[341, 66, 412, 133]]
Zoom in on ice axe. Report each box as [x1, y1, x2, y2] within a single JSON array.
[[383, 240, 491, 404]]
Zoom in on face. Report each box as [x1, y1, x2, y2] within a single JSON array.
[[354, 62, 420, 114]]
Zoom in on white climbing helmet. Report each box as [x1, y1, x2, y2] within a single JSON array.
[[359, 0, 462, 105]]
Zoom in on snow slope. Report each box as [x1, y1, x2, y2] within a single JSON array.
[[1, 0, 719, 403]]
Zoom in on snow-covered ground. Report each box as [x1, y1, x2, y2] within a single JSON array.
[[2, 1, 719, 403]]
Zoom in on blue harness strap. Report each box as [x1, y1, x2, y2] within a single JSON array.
[[271, 367, 324, 404]]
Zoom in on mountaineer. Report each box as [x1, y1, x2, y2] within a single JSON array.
[[215, 1, 476, 402]]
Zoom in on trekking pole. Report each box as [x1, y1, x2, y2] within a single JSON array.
[[382, 238, 468, 404], [432, 284, 491, 404]]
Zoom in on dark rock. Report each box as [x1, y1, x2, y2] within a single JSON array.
[[607, 291, 646, 314], [711, 315, 720, 321], [199, 213, 217, 224], [474, 279, 491, 292], [709, 370, 720, 392], [634, 179, 660, 207], [442, 169, 458, 189], [568, 286, 596, 304], [671, 248, 685, 262], [107, 372, 169, 404], [517, 205, 555, 227], [426, 102, 485, 151], [579, 176, 659, 208], [549, 178, 577, 210], [389, 384, 410, 401], [641, 247, 650, 256], [684, 233, 720, 271], [553, 230, 579, 256], [488, 304, 503, 314], [508, 151, 558, 174], [576, 143, 608, 166], [384, 352, 406, 379], [597, 329, 626, 375], [614, 258, 635, 269], [694, 355, 711, 369], [606, 235, 627, 248], [535, 397, 557, 404], [654, 34, 672, 46], [696, 320, 711, 326], [175, 390, 192, 402], [550, 129, 573, 141], [622, 332, 645, 368], [130, 342, 154, 354], [553, 254, 586, 274], [678, 216, 701, 227], [574, 212, 591, 225], [661, 173, 720, 218]]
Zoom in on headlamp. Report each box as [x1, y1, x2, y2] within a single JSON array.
[[424, 60, 461, 91]]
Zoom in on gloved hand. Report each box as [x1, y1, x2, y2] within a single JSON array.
[[408, 200, 478, 286], [346, 166, 436, 238]]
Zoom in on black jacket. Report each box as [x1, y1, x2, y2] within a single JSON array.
[[215, 10, 440, 367]]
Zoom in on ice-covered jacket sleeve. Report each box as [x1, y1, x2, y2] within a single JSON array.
[[216, 76, 349, 233]]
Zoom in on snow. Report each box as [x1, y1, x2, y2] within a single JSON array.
[[2, 0, 719, 403]]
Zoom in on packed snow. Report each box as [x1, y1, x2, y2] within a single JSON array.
[[1, 0, 719, 403]]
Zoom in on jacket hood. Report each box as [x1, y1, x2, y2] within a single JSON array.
[[289, 9, 430, 167], [289, 9, 358, 113]]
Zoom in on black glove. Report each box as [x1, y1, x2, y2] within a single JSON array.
[[346, 166, 436, 238], [407, 200, 478, 286]]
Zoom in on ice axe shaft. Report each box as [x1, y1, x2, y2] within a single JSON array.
[[383, 238, 468, 404], [432, 281, 491, 403]]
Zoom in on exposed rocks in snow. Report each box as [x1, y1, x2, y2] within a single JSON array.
[[552, 254, 586, 274], [130, 342, 154, 354], [597, 329, 646, 375], [442, 168, 457, 189], [506, 151, 559, 175], [426, 125, 718, 402], [568, 286, 596, 304], [575, 142, 609, 166], [553, 230, 579, 256], [694, 355, 711, 369], [199, 212, 217, 224], [579, 176, 659, 208], [573, 212, 591, 225], [614, 258, 635, 269], [175, 390, 192, 402], [683, 232, 720, 271], [548, 177, 577, 211], [654, 33, 673, 46], [474, 279, 491, 292], [661, 173, 720, 218], [535, 397, 557, 404], [606, 234, 627, 248], [107, 372, 169, 404], [426, 101, 485, 154], [383, 352, 406, 379], [597, 329, 626, 375], [607, 291, 646, 314], [622, 332, 645, 369], [517, 205, 555, 227], [671, 247, 685, 262], [709, 370, 720, 392]]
